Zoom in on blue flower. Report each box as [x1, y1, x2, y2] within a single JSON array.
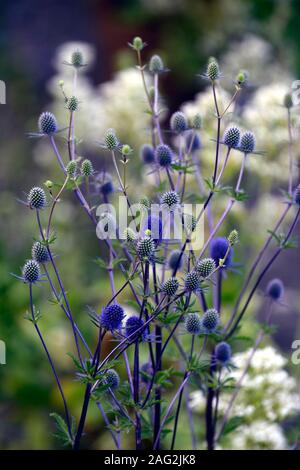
[[210, 237, 232, 268], [100, 304, 125, 331], [125, 316, 147, 341], [215, 342, 231, 365]]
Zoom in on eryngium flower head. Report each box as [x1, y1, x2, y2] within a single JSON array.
[[266, 278, 284, 301], [100, 304, 125, 331], [162, 278, 179, 297], [104, 369, 120, 390], [191, 113, 202, 130], [156, 144, 173, 167], [22, 259, 40, 284], [124, 227, 137, 244], [294, 184, 300, 205], [186, 132, 202, 153], [210, 237, 232, 268], [95, 171, 114, 196], [215, 341, 231, 364], [149, 54, 164, 74], [140, 144, 155, 164], [66, 160, 77, 177], [38, 112, 58, 135], [206, 59, 220, 81], [185, 270, 200, 292], [170, 111, 188, 133], [228, 229, 239, 246], [235, 70, 248, 88], [28, 187, 46, 210], [81, 159, 94, 177], [185, 312, 202, 335], [196, 258, 216, 278], [32, 242, 49, 264], [240, 131, 255, 154], [104, 128, 119, 150], [71, 50, 84, 68], [137, 237, 155, 260], [67, 96, 79, 112], [202, 308, 219, 333], [223, 126, 241, 149], [125, 316, 146, 341], [168, 250, 184, 271], [183, 213, 197, 234], [161, 191, 180, 210]]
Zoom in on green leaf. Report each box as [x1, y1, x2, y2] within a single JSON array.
[[50, 412, 75, 447], [222, 416, 244, 436]]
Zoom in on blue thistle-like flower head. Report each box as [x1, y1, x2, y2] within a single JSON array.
[[196, 258, 216, 278], [210, 237, 232, 268], [31, 242, 49, 264], [67, 96, 79, 112], [161, 277, 179, 297], [125, 316, 146, 341], [215, 342, 231, 365], [294, 184, 300, 205], [202, 308, 219, 333], [191, 114, 202, 130], [95, 171, 114, 196], [38, 112, 58, 135], [81, 159, 94, 177], [100, 304, 125, 331], [66, 160, 77, 178], [206, 59, 220, 81], [185, 312, 202, 335], [156, 144, 173, 167], [168, 250, 184, 271], [140, 144, 155, 164], [22, 259, 41, 284], [137, 236, 155, 260], [103, 369, 120, 390], [104, 128, 119, 151], [185, 270, 200, 292], [185, 131, 202, 153], [161, 191, 180, 211], [149, 54, 164, 74], [27, 187, 46, 210], [239, 131, 256, 154], [266, 278, 284, 301], [71, 50, 84, 68], [170, 111, 188, 133], [223, 126, 241, 149]]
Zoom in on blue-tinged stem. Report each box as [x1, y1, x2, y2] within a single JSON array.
[[29, 284, 72, 440]]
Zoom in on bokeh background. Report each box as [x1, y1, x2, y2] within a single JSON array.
[[1, 0, 300, 449]]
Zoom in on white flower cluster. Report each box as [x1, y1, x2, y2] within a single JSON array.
[[190, 346, 300, 450], [48, 42, 151, 148]]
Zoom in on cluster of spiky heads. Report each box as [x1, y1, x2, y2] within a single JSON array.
[[156, 144, 173, 167], [125, 316, 146, 341], [161, 191, 180, 210], [22, 259, 41, 284], [196, 258, 216, 278]]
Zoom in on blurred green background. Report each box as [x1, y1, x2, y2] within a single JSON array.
[[1, 0, 300, 449]]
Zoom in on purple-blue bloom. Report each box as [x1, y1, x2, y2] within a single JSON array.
[[100, 304, 125, 331], [210, 237, 232, 268]]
